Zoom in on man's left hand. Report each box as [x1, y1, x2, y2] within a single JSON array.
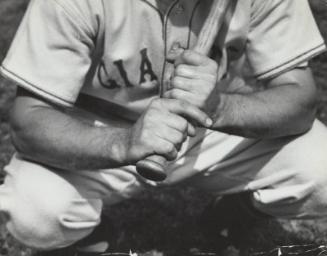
[[164, 49, 220, 118]]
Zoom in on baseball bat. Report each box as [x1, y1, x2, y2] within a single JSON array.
[[136, 0, 232, 181]]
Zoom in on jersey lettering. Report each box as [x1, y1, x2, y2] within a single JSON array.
[[102, 79, 122, 89], [139, 48, 158, 84], [99, 48, 158, 89], [98, 60, 122, 89], [113, 60, 133, 87]]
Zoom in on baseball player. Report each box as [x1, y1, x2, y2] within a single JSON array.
[[0, 0, 327, 254]]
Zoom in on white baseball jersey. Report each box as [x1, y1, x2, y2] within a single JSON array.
[[1, 0, 325, 121]]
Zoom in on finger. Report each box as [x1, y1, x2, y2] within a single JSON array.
[[153, 139, 178, 161], [165, 99, 213, 128], [151, 98, 212, 128], [166, 47, 185, 63], [174, 64, 201, 79], [165, 114, 188, 132], [154, 127, 185, 145], [164, 88, 195, 102], [170, 76, 198, 91], [174, 65, 217, 83], [164, 113, 196, 137], [168, 77, 216, 97], [187, 123, 196, 137], [175, 50, 212, 67]]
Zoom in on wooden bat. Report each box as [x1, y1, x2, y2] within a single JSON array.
[[136, 0, 232, 181]]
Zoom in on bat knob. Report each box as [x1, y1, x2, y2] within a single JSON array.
[[136, 156, 167, 181]]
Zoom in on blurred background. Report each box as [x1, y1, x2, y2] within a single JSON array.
[[0, 0, 327, 255]]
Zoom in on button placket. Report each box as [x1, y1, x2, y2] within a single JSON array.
[[160, 0, 198, 94], [161, 12, 174, 93], [163, 7, 182, 85]]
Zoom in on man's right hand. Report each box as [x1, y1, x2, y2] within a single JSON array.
[[125, 98, 213, 164], [11, 89, 211, 171]]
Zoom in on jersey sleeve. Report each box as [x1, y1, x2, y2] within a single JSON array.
[[247, 0, 326, 80], [0, 0, 97, 106]]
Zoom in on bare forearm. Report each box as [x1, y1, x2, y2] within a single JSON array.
[[11, 88, 211, 171], [212, 83, 317, 138], [163, 52, 317, 139], [11, 105, 131, 171]]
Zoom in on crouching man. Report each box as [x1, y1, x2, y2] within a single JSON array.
[[1, 0, 327, 254]]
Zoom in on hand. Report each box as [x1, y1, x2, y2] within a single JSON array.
[[126, 98, 212, 164], [164, 50, 220, 117]]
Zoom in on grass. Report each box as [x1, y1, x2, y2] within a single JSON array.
[[0, 0, 29, 180], [0, 0, 327, 255]]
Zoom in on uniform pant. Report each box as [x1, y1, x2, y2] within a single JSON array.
[[0, 120, 327, 250]]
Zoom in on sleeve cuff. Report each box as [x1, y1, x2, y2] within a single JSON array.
[[254, 43, 326, 80], [0, 65, 75, 107]]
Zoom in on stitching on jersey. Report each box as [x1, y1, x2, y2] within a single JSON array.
[[255, 43, 326, 78], [53, 0, 95, 39], [0, 66, 74, 105], [250, 0, 272, 24], [160, 0, 180, 96], [140, 0, 164, 23]]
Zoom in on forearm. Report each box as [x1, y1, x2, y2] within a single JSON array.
[[166, 52, 317, 139], [211, 83, 317, 138], [11, 103, 132, 171]]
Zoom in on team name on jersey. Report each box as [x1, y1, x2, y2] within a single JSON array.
[[98, 48, 158, 90]]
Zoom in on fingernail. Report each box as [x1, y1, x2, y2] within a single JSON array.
[[206, 118, 213, 127]]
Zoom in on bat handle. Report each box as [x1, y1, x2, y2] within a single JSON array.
[[136, 155, 167, 181]]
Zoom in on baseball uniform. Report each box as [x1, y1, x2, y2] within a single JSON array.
[[1, 0, 327, 249]]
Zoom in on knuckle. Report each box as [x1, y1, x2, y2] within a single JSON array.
[[141, 131, 152, 144], [199, 95, 207, 104], [145, 109, 156, 120], [182, 49, 192, 59], [180, 119, 188, 131], [175, 65, 187, 76], [170, 89, 180, 99], [172, 76, 182, 86], [175, 65, 183, 75], [209, 61, 218, 72], [208, 74, 218, 84], [169, 149, 178, 159], [172, 131, 181, 142], [178, 132, 185, 143], [211, 60, 218, 68], [165, 143, 175, 154], [179, 99, 189, 109], [201, 83, 214, 95]]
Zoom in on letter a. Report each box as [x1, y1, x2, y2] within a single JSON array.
[[139, 48, 158, 84]]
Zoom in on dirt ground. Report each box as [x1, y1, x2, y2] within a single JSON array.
[[0, 0, 327, 255]]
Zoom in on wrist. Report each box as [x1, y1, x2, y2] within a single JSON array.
[[209, 90, 227, 126], [210, 92, 245, 133], [103, 127, 133, 167]]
